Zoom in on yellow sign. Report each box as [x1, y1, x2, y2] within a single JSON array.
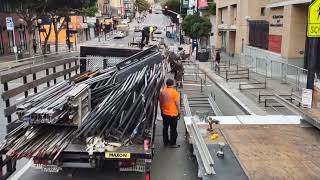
[[308, 0, 320, 37], [105, 152, 131, 159]]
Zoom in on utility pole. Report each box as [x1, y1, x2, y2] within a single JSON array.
[[66, 16, 71, 52], [305, 0, 320, 108]]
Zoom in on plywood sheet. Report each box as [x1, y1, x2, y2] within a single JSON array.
[[220, 125, 320, 180]]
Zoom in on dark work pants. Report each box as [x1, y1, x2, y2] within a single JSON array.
[[162, 114, 178, 145], [140, 31, 149, 49]]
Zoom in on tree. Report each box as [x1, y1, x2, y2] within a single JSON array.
[[161, 0, 181, 23], [8, 0, 48, 55], [46, 0, 97, 53], [182, 15, 212, 39], [162, 0, 180, 13], [135, 0, 150, 12], [208, 2, 216, 15]]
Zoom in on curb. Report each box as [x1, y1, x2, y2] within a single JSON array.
[[198, 65, 255, 115], [0, 61, 33, 72]]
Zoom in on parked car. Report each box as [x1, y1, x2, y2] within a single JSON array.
[[114, 31, 126, 39], [134, 26, 142, 32]]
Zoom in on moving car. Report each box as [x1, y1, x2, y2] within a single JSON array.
[[114, 31, 126, 39]]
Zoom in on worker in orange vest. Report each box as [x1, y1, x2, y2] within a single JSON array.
[[159, 79, 181, 148]]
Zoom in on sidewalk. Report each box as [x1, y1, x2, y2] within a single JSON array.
[[195, 55, 304, 115], [0, 43, 82, 72]]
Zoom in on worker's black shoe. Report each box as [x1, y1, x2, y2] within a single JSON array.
[[169, 144, 180, 148]]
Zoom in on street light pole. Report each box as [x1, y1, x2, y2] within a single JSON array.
[[66, 16, 71, 52], [37, 19, 42, 52]]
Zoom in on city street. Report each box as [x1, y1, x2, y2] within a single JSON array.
[[2, 11, 200, 180], [2, 0, 320, 180]]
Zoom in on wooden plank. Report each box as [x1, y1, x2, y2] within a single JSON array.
[[2, 65, 78, 101], [4, 104, 16, 117], [218, 125, 320, 180], [0, 57, 77, 84]]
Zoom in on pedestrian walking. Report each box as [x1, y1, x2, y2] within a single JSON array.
[[215, 50, 221, 72], [159, 79, 181, 148], [33, 39, 37, 54]]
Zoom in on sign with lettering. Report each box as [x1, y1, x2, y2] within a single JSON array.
[[301, 88, 313, 108], [105, 152, 131, 159], [6, 17, 14, 31], [307, 0, 320, 37], [270, 15, 283, 27], [182, 0, 189, 8]]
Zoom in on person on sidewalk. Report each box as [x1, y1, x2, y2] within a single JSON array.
[[159, 79, 181, 148], [174, 60, 184, 88], [33, 39, 37, 54], [215, 50, 221, 72]]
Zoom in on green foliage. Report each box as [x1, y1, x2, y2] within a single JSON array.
[[80, 6, 98, 17], [135, 0, 150, 12], [46, 0, 97, 16], [182, 15, 212, 39], [208, 2, 216, 15], [162, 0, 180, 13]]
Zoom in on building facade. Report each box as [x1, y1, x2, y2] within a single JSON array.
[[0, 0, 29, 56], [215, 0, 310, 66], [45, 16, 88, 46], [97, 0, 112, 16]]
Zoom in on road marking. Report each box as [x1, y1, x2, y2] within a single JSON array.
[[16, 92, 34, 101], [8, 159, 33, 180]]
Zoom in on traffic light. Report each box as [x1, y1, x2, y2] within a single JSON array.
[[164, 6, 168, 13]]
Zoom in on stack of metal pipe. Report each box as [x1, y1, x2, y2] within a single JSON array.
[[0, 125, 75, 160], [75, 63, 165, 142], [1, 58, 164, 159], [17, 83, 90, 125]]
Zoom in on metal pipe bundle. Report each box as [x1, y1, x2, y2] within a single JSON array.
[[1, 49, 164, 160], [75, 63, 165, 142], [0, 125, 75, 160], [17, 83, 90, 125]]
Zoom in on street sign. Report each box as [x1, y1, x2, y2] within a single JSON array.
[[6, 17, 14, 31], [307, 0, 320, 37], [302, 88, 313, 108], [182, 0, 189, 8], [187, 9, 194, 15]]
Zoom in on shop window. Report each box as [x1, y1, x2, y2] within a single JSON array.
[[261, 7, 266, 16]]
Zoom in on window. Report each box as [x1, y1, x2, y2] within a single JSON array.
[[249, 20, 269, 50], [261, 7, 266, 16], [0, 0, 13, 13]]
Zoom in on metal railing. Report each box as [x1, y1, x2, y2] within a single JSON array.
[[237, 53, 308, 91]]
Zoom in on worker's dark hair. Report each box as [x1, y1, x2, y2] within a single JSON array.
[[166, 79, 174, 87]]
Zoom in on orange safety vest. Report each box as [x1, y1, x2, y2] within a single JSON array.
[[159, 87, 180, 116]]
